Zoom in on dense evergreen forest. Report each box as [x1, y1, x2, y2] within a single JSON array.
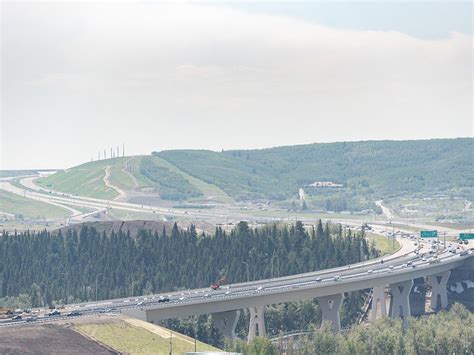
[[0, 221, 374, 303], [159, 138, 473, 202], [0, 221, 376, 344]]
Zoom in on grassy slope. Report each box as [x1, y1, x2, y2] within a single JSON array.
[[74, 319, 220, 354], [37, 155, 233, 203], [108, 161, 136, 191], [148, 155, 233, 203], [36, 159, 123, 200], [366, 233, 401, 255], [0, 190, 70, 219], [159, 138, 473, 201]]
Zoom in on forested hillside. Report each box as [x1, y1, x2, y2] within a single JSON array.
[[0, 221, 375, 345], [0, 221, 373, 303], [159, 138, 473, 202]]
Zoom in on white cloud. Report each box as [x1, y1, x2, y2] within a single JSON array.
[[1, 2, 472, 169]]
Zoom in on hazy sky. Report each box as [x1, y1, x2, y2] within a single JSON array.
[[1, 1, 472, 169]]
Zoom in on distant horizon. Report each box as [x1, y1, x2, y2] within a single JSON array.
[[1, 136, 471, 171]]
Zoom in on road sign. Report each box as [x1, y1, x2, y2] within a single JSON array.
[[420, 230, 438, 238], [460, 233, 474, 240]]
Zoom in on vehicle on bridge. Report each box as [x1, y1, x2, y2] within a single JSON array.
[[211, 275, 227, 290], [48, 309, 61, 317]]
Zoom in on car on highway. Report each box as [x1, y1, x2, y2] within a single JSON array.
[[48, 309, 61, 317], [179, 297, 185, 301], [158, 297, 170, 303], [25, 316, 37, 322], [67, 311, 81, 317], [315, 277, 322, 282], [225, 291, 231, 295], [137, 302, 143, 306], [11, 315, 22, 320], [389, 265, 394, 271], [367, 269, 373, 274], [333, 275, 341, 281], [255, 286, 264, 293]]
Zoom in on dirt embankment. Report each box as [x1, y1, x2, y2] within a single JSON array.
[[0, 323, 117, 354]]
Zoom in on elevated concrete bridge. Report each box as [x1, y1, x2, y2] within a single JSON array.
[[122, 248, 473, 341]]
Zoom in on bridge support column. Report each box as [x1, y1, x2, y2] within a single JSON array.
[[248, 306, 265, 342], [318, 293, 343, 332], [428, 270, 451, 311], [370, 286, 387, 322], [212, 310, 240, 341], [389, 280, 413, 320]]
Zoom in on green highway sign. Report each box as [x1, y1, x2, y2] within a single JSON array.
[[420, 230, 438, 238], [460, 233, 474, 240]]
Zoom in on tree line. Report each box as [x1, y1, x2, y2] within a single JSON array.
[[227, 303, 474, 354], [0, 221, 377, 345]]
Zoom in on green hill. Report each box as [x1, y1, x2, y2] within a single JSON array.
[[158, 138, 473, 203], [37, 155, 232, 203], [37, 138, 472, 209]]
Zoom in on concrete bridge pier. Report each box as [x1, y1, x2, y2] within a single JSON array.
[[248, 306, 266, 342], [370, 285, 388, 322], [318, 293, 344, 332], [428, 270, 451, 310], [389, 279, 413, 320], [212, 310, 240, 341]]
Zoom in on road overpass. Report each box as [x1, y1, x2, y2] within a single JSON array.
[[2, 238, 472, 342], [122, 247, 473, 340]]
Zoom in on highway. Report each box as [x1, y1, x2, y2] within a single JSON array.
[[0, 176, 224, 221], [2, 176, 473, 241], [1, 236, 472, 329], [1, 175, 473, 330]]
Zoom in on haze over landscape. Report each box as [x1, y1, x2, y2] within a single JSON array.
[[1, 2, 473, 354], [1, 1, 472, 169]]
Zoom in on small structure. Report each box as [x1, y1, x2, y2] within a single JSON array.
[[308, 181, 343, 188]]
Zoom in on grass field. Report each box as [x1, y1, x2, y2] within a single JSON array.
[[237, 208, 371, 221], [108, 164, 136, 192], [74, 318, 220, 354], [149, 156, 233, 203], [36, 155, 234, 203], [0, 190, 71, 219], [108, 208, 167, 221], [36, 159, 121, 200], [366, 233, 400, 255]]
